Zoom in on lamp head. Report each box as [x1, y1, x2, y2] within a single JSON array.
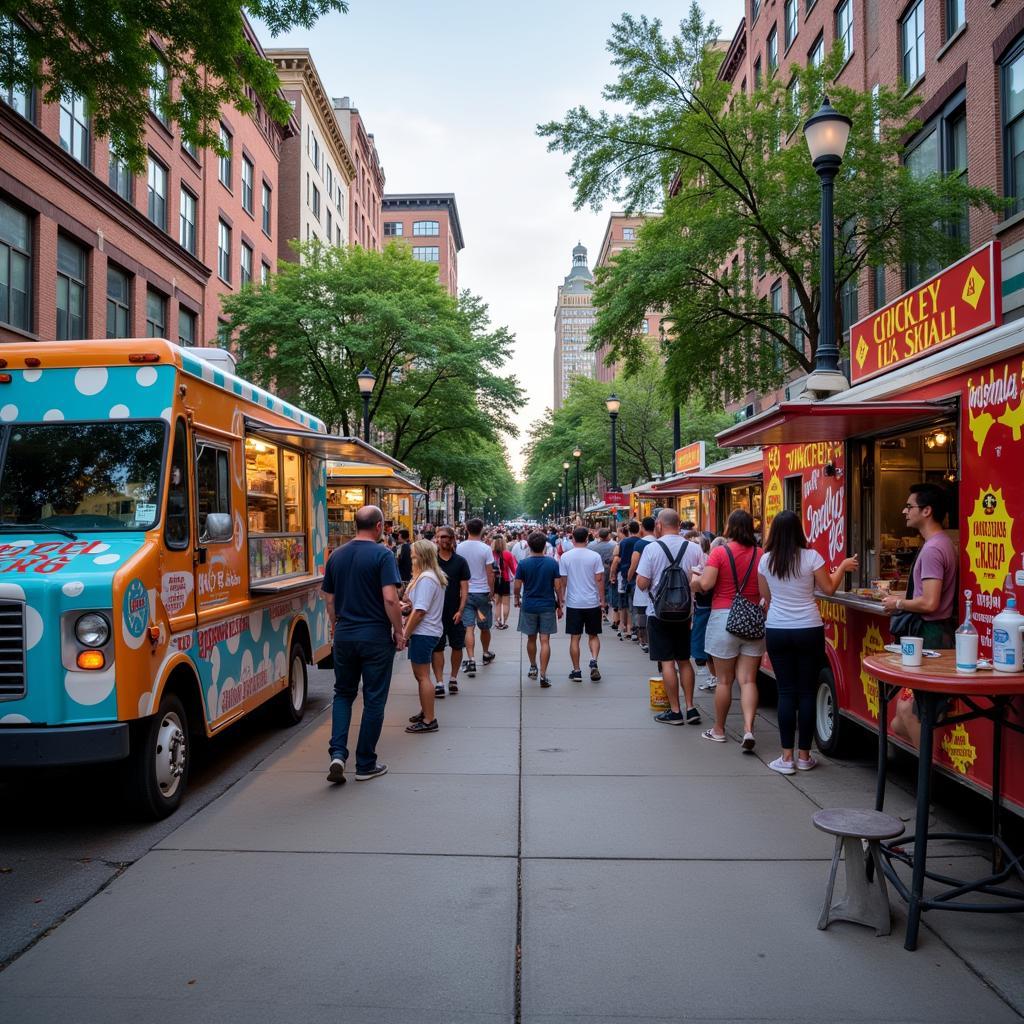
[[606, 393, 621, 415], [803, 95, 852, 166], [573, 448, 582, 459], [356, 367, 376, 395], [563, 461, 570, 470]]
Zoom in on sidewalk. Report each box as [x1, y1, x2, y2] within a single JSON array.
[[1, 613, 1022, 1023]]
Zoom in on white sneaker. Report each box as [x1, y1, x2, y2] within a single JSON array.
[[697, 677, 717, 692], [768, 756, 795, 776], [326, 758, 346, 784]]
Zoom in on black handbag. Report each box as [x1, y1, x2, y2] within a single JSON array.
[[724, 546, 766, 641], [889, 553, 924, 640]]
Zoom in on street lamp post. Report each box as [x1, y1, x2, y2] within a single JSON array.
[[356, 367, 376, 442], [803, 96, 853, 398], [573, 447, 581, 515], [562, 462, 570, 522], [605, 394, 621, 492]]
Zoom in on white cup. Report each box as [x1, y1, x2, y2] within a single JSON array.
[[901, 636, 923, 667]]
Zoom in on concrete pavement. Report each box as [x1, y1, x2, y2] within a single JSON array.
[[1, 612, 1022, 1022]]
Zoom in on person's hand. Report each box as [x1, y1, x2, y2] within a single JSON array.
[[839, 555, 859, 574], [515, 597, 521, 608], [452, 610, 462, 624], [556, 605, 564, 619], [882, 594, 900, 613], [394, 630, 407, 651]]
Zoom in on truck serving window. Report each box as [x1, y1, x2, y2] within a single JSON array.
[[245, 436, 306, 581], [0, 421, 164, 531]]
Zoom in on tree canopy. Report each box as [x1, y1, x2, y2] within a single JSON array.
[[538, 5, 1004, 406], [0, 1, 348, 171]]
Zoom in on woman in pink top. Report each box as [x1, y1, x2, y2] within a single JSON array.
[[691, 509, 765, 751], [492, 535, 518, 630]]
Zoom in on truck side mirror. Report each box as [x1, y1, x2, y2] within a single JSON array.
[[203, 513, 233, 544]]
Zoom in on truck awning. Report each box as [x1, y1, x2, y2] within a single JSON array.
[[244, 419, 409, 471], [716, 400, 955, 448], [327, 466, 426, 494]]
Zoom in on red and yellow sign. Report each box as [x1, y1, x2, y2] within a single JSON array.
[[850, 242, 1002, 385], [674, 441, 705, 475], [965, 485, 1016, 595]]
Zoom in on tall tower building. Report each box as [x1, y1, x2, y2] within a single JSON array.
[[552, 242, 595, 409]]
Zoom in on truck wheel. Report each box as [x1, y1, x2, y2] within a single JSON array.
[[128, 692, 189, 819], [273, 642, 307, 727], [814, 669, 852, 757]]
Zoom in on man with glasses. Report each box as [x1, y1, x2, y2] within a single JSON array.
[[432, 526, 471, 695]]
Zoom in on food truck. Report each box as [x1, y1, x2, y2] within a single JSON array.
[[0, 339, 391, 817], [717, 242, 1024, 814]]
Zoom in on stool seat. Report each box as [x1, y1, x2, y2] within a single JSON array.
[[813, 807, 905, 841]]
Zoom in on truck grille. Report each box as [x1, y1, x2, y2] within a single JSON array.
[[0, 601, 26, 700]]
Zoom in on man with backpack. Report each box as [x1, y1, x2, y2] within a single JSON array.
[[636, 508, 703, 726]]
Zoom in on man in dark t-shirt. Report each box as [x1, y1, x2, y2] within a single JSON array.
[[322, 505, 404, 785], [395, 528, 413, 587], [514, 532, 562, 687], [432, 525, 471, 696]]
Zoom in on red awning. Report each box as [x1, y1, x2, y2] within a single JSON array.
[[716, 400, 954, 448]]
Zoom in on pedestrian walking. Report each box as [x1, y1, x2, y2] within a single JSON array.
[[636, 508, 703, 725], [588, 527, 617, 620], [758, 510, 858, 774], [432, 526, 470, 696], [692, 510, 764, 750], [403, 541, 449, 734], [514, 531, 562, 687], [511, 528, 531, 565], [613, 520, 641, 641], [456, 518, 496, 677], [492, 534, 518, 630], [395, 528, 413, 592], [627, 515, 655, 652], [690, 533, 717, 691], [558, 526, 606, 681], [323, 505, 404, 784]]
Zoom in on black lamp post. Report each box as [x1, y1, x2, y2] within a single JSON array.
[[562, 461, 570, 521], [606, 394, 621, 492], [573, 447, 582, 515], [803, 96, 852, 397], [356, 367, 376, 441]]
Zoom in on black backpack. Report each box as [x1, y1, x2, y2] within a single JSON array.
[[651, 540, 691, 621]]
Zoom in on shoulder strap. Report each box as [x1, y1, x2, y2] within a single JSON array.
[[657, 539, 686, 567], [724, 544, 741, 588], [738, 546, 757, 591]]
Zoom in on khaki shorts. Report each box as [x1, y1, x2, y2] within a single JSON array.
[[704, 609, 766, 659]]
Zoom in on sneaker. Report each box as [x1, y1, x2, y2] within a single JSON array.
[[768, 756, 796, 776], [408, 710, 425, 723], [569, 669, 583, 682], [640, 643, 649, 653], [654, 710, 686, 725], [697, 678, 717, 692], [539, 676, 552, 688], [630, 633, 639, 643], [326, 758, 346, 784], [741, 732, 756, 753], [465, 659, 477, 677], [448, 679, 459, 694], [405, 718, 439, 734], [461, 659, 470, 671], [482, 651, 496, 665], [796, 755, 818, 771], [685, 706, 702, 725], [527, 664, 539, 679], [434, 684, 446, 698], [589, 660, 601, 682], [617, 631, 624, 641], [355, 762, 388, 781], [701, 728, 727, 743]]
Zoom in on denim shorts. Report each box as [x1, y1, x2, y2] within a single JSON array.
[[408, 633, 441, 665], [518, 609, 557, 636], [461, 592, 493, 629]]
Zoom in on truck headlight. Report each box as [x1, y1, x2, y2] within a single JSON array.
[[75, 613, 110, 648]]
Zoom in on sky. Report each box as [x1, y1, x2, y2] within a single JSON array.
[[254, 0, 744, 476]]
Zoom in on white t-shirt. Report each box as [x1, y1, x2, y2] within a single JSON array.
[[408, 572, 445, 637], [758, 548, 825, 629], [558, 546, 605, 608], [511, 540, 530, 563], [631, 537, 654, 608], [636, 535, 702, 619], [457, 539, 494, 594]]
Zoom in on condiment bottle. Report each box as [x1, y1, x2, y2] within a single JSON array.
[[992, 596, 1024, 673], [955, 589, 978, 673]]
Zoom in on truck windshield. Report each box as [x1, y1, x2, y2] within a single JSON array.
[[0, 421, 166, 531]]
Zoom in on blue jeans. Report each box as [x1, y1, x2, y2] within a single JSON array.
[[691, 603, 711, 661], [330, 637, 396, 772]]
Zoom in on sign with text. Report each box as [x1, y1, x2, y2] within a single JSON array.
[[850, 242, 1002, 385], [603, 491, 627, 506], [674, 440, 706, 475]]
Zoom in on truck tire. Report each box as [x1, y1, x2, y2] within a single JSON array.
[[127, 692, 189, 819], [814, 668, 853, 757], [272, 641, 307, 727]]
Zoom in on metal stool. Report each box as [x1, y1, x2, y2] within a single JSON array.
[[813, 808, 905, 936]]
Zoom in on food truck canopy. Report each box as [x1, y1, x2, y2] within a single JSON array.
[[244, 419, 409, 471], [327, 463, 426, 494], [673, 447, 764, 486], [716, 400, 954, 448]]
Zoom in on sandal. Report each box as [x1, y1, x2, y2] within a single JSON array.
[[701, 728, 727, 743], [405, 718, 438, 733]]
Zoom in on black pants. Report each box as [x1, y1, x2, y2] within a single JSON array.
[[766, 626, 825, 751]]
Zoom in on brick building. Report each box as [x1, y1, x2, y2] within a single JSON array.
[[268, 50, 356, 262], [553, 242, 596, 409], [332, 97, 384, 251], [381, 193, 465, 296], [713, 0, 1024, 415]]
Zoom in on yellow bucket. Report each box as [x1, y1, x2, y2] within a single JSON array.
[[649, 676, 670, 710]]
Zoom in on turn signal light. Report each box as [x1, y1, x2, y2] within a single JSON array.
[[24, 357, 40, 367], [76, 650, 105, 671], [0, 374, 10, 383], [147, 625, 160, 643], [129, 353, 161, 363]]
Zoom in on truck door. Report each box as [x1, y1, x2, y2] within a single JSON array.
[[159, 417, 199, 635]]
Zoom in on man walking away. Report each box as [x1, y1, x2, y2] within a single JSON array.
[[511, 528, 531, 565], [456, 518, 496, 677], [614, 520, 641, 641], [636, 508, 703, 725], [395, 528, 413, 590], [432, 526, 470, 696], [559, 526, 606, 681], [588, 527, 617, 620], [628, 516, 655, 652], [515, 532, 562, 687], [323, 505, 404, 784]]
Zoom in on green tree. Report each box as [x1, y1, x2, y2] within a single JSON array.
[[0, 1, 347, 172], [538, 6, 1003, 406]]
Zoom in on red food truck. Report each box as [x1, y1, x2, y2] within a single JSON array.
[[717, 241, 1024, 815]]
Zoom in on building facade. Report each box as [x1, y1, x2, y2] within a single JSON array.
[[715, 0, 1024, 416], [381, 194, 465, 296], [553, 242, 596, 409], [332, 97, 384, 251], [267, 50, 356, 262]]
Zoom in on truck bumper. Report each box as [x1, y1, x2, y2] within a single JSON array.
[[0, 723, 130, 767]]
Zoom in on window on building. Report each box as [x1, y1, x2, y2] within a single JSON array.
[[178, 306, 196, 345], [0, 198, 30, 331], [240, 241, 252, 285], [312, 184, 320, 219], [384, 221, 403, 236], [752, 0, 760, 23], [788, 76, 801, 118], [241, 156, 254, 214], [753, 57, 762, 90], [411, 246, 439, 262], [56, 236, 86, 341], [147, 157, 167, 230], [839, 223, 858, 337], [809, 32, 824, 69], [784, 0, 798, 49], [148, 53, 168, 124], [325, 164, 333, 195], [108, 141, 132, 200], [0, 18, 32, 120], [835, 0, 853, 62], [1002, 36, 1024, 215], [623, 227, 636, 240], [900, 1, 925, 87], [767, 27, 778, 74], [59, 91, 90, 165], [326, 208, 332, 242], [146, 288, 166, 338], [262, 182, 272, 235], [217, 220, 231, 283], [311, 134, 320, 174], [871, 83, 881, 141], [106, 265, 130, 339], [946, 0, 965, 41], [218, 123, 232, 188], [260, 262, 269, 286], [872, 264, 887, 311], [336, 225, 342, 246], [413, 220, 439, 236], [182, 133, 197, 160], [179, 186, 196, 255], [788, 281, 806, 354]]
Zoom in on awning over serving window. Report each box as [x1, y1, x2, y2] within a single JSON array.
[[244, 419, 409, 471], [716, 400, 955, 449], [673, 447, 764, 486], [326, 464, 426, 494]]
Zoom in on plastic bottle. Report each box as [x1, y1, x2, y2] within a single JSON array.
[[955, 590, 978, 673], [992, 596, 1024, 673]]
